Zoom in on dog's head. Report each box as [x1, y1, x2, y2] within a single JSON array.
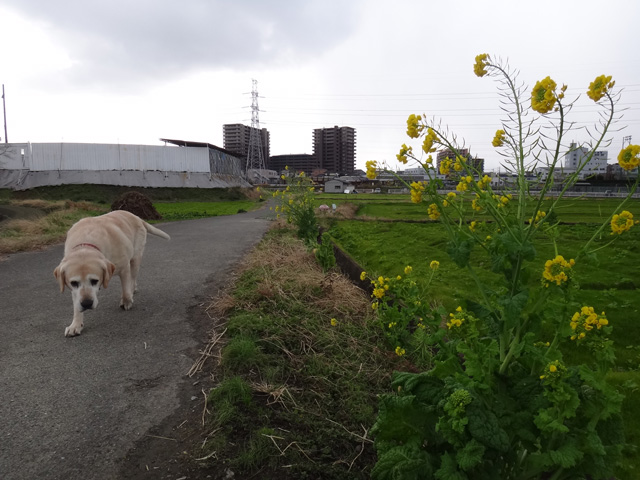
[[54, 253, 115, 311]]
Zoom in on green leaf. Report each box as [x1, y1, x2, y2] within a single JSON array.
[[548, 439, 583, 468], [498, 289, 529, 330], [371, 443, 433, 480], [466, 400, 510, 452], [447, 236, 474, 268], [434, 452, 468, 480], [456, 439, 486, 472], [391, 371, 446, 404], [372, 394, 432, 445]]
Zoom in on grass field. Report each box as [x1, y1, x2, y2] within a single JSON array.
[[154, 200, 260, 221]]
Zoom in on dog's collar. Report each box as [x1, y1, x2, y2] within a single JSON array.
[[73, 243, 101, 252]]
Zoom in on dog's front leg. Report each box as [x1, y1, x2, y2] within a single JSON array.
[[65, 308, 85, 337], [119, 267, 134, 310]]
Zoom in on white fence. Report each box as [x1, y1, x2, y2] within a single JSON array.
[[2, 142, 211, 172]]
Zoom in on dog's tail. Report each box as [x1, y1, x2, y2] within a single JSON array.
[[144, 222, 171, 240]]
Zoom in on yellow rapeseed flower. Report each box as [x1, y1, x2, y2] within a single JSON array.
[[529, 210, 546, 226], [330, 318, 338, 326], [542, 255, 575, 287], [473, 53, 490, 77], [617, 144, 640, 171], [611, 210, 636, 235], [587, 74, 615, 102], [477, 175, 491, 190], [469, 221, 477, 232], [430, 260, 440, 270], [397, 144, 412, 164], [540, 360, 565, 382], [531, 76, 558, 114], [406, 114, 423, 139], [422, 128, 439, 154], [404, 265, 413, 275], [395, 346, 406, 356], [439, 157, 452, 175], [492, 129, 506, 147], [427, 203, 440, 220], [410, 181, 426, 204], [366, 160, 378, 180], [569, 306, 608, 341], [360, 271, 367, 281]]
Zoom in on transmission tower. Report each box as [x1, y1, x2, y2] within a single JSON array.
[[245, 79, 266, 172]]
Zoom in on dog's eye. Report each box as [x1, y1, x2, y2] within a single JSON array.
[[70, 281, 79, 288], [90, 279, 99, 287]]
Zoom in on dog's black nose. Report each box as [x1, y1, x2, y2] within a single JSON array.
[[80, 299, 94, 310]]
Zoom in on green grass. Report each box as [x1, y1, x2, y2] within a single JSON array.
[[314, 193, 640, 223], [153, 201, 259, 220]]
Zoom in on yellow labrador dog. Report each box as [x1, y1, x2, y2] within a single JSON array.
[[54, 210, 170, 337]]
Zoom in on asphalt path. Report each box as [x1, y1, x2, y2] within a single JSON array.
[[0, 206, 273, 480]]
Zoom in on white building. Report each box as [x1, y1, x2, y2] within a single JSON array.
[[564, 142, 608, 179]]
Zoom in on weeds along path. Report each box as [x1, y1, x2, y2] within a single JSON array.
[[0, 206, 273, 480]]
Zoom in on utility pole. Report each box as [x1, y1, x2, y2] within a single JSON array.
[[245, 79, 266, 173], [2, 84, 7, 143]]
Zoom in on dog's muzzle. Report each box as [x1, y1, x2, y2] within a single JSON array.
[[80, 299, 94, 311]]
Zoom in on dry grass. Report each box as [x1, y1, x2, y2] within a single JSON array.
[[241, 224, 371, 319], [0, 203, 108, 256], [9, 199, 66, 211]]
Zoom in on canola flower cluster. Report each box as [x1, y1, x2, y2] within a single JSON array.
[[397, 144, 413, 164], [446, 306, 466, 329], [539, 359, 566, 382], [542, 255, 575, 287], [410, 181, 426, 204], [587, 75, 615, 102], [492, 129, 506, 147], [427, 203, 440, 220], [611, 210, 638, 235], [569, 306, 608, 341], [529, 210, 547, 226], [617, 144, 640, 171], [366, 160, 378, 180]]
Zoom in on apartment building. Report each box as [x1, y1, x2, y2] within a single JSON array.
[[222, 124, 270, 167], [312, 126, 356, 174]]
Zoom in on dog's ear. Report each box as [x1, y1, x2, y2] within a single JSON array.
[[102, 261, 116, 288], [53, 264, 66, 293]]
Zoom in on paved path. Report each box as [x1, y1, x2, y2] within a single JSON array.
[[0, 206, 273, 480]]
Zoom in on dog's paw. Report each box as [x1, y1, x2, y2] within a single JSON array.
[[120, 297, 134, 310], [65, 323, 83, 337]]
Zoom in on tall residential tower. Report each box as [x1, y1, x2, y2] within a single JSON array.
[[312, 126, 356, 174]]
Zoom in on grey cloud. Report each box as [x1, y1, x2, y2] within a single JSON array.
[[6, 0, 362, 91]]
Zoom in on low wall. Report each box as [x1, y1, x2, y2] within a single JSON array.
[[0, 169, 251, 190]]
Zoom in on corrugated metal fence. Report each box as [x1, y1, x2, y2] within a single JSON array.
[[1, 142, 242, 174]]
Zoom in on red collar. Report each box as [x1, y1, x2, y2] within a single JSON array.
[[73, 243, 101, 252]]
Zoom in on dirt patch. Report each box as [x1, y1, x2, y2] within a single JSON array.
[[111, 191, 163, 220]]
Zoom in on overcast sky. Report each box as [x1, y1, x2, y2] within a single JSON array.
[[1, 0, 639, 172]]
